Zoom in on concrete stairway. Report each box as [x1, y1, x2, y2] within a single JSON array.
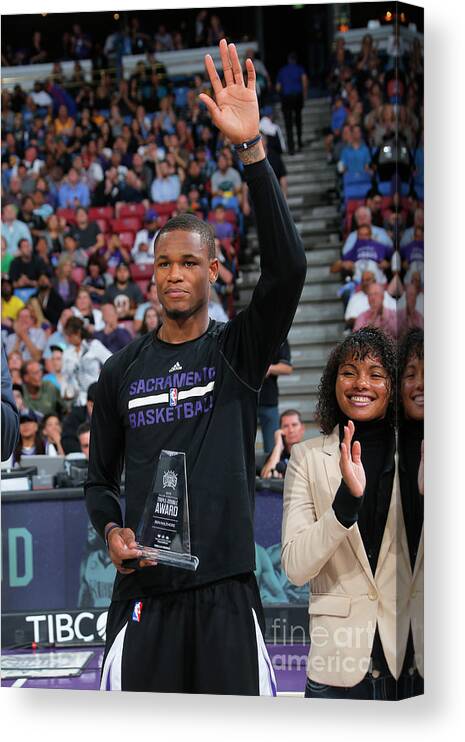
[[239, 98, 344, 443]]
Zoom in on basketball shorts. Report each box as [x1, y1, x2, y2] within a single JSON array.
[[100, 572, 277, 696]]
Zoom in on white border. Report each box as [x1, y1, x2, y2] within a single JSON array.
[[1, 1, 464, 741]]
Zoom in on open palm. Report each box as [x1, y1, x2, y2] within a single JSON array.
[[339, 420, 366, 498], [199, 39, 260, 145]]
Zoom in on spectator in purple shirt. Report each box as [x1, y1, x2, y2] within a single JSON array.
[[58, 167, 90, 209], [209, 204, 234, 241], [93, 303, 133, 353]]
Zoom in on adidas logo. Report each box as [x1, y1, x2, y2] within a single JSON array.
[[169, 362, 183, 372]]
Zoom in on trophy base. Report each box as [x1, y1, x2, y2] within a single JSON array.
[[137, 544, 199, 571]]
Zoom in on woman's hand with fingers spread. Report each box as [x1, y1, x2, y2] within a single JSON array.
[[339, 420, 366, 498]]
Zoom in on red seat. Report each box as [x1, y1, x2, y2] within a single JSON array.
[[89, 206, 114, 221], [381, 196, 393, 210], [111, 217, 142, 233], [119, 231, 135, 248], [130, 263, 154, 281], [57, 208, 77, 224], [150, 201, 176, 217], [136, 278, 150, 296], [118, 203, 146, 219], [96, 218, 108, 233]]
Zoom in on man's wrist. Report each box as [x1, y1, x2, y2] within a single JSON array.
[[237, 140, 266, 166], [104, 522, 121, 549]]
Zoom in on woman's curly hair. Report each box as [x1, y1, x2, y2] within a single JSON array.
[[315, 327, 397, 435], [397, 327, 424, 415]]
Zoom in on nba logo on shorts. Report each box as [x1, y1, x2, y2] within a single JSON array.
[[132, 601, 143, 622], [169, 388, 178, 406]]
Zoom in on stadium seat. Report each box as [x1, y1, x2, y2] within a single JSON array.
[[57, 208, 77, 224], [111, 217, 142, 233], [119, 231, 136, 248], [96, 218, 108, 234], [150, 201, 176, 217], [136, 279, 151, 297], [130, 263, 154, 282], [118, 203, 146, 219], [89, 206, 114, 221]]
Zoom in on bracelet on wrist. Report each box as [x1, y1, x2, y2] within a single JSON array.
[[233, 134, 262, 152]]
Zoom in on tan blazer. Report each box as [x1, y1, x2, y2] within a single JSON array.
[[411, 528, 424, 677], [282, 428, 412, 687]]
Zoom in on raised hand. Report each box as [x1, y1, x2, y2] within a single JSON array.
[[199, 39, 259, 145], [339, 420, 366, 498]]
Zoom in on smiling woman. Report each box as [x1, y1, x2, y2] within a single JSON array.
[[282, 327, 415, 700]]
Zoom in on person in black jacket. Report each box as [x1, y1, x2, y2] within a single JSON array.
[[85, 39, 307, 696], [1, 345, 19, 460]]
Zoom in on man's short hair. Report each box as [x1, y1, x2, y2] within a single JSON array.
[[77, 422, 91, 437], [153, 213, 216, 260], [279, 409, 303, 426]]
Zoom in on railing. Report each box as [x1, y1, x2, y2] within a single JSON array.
[[1, 41, 258, 92]]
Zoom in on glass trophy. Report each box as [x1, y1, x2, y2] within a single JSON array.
[[136, 450, 199, 571]]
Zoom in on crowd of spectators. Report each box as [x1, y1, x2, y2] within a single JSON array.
[[0, 23, 292, 467], [325, 32, 424, 340], [2, 12, 230, 68]]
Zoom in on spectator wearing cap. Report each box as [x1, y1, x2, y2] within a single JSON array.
[[61, 381, 97, 454], [210, 153, 242, 211], [21, 359, 65, 419], [1, 277, 25, 330], [131, 209, 159, 264], [13, 408, 46, 465], [71, 207, 105, 254], [36, 271, 65, 328], [353, 283, 397, 339], [2, 204, 32, 255], [58, 167, 90, 209], [94, 303, 133, 353], [133, 281, 163, 334], [4, 306, 47, 362]]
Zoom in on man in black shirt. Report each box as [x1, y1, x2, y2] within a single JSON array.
[[9, 239, 47, 290], [85, 40, 307, 696]]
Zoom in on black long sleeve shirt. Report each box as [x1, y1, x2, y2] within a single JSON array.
[[85, 158, 307, 601]]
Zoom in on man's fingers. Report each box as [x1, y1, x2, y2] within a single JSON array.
[[219, 38, 235, 86], [204, 54, 223, 97], [199, 93, 220, 120], [228, 43, 244, 85], [245, 58, 256, 90]]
